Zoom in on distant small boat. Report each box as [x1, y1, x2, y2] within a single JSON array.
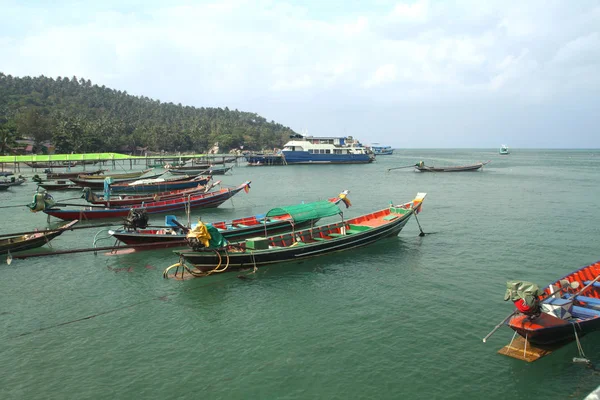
[[415, 160, 490, 172], [500, 145, 510, 155], [370, 144, 394, 155]]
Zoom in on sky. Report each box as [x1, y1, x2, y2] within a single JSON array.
[[1, 0, 599, 148]]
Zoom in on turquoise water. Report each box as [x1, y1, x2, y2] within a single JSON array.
[[1, 150, 600, 399]]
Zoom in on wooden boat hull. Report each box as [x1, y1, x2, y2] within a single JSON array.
[[416, 163, 487, 172], [3, 178, 26, 186], [46, 170, 105, 179], [0, 184, 10, 191], [109, 176, 211, 193], [38, 183, 82, 191], [171, 195, 425, 277], [69, 172, 165, 189], [110, 219, 315, 249], [86, 186, 218, 206], [0, 220, 78, 255], [78, 168, 153, 180], [44, 182, 251, 221], [168, 167, 231, 175], [507, 260, 600, 346]]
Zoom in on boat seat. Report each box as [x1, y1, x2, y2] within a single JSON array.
[[575, 296, 600, 307], [564, 294, 600, 308], [236, 224, 250, 228], [345, 229, 363, 235], [583, 280, 600, 289], [383, 215, 399, 221], [312, 237, 327, 241], [328, 233, 345, 237], [571, 305, 600, 318]]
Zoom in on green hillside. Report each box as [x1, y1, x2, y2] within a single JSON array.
[[0, 73, 295, 154]]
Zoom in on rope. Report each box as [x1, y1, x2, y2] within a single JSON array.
[[572, 322, 589, 362], [503, 331, 518, 355], [162, 249, 230, 279]]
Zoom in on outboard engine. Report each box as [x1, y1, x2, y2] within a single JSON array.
[[504, 280, 544, 317], [123, 209, 149, 230], [186, 236, 208, 251]]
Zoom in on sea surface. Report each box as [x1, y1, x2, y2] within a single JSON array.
[[1, 149, 600, 399]]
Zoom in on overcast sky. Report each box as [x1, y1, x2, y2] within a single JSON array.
[[1, 0, 599, 148]]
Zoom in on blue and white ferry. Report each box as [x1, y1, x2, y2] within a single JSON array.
[[280, 134, 374, 164]]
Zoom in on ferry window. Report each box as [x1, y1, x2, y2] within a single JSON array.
[[326, 150, 331, 154], [308, 149, 313, 154]]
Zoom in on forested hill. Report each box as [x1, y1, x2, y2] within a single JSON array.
[[0, 73, 296, 154]]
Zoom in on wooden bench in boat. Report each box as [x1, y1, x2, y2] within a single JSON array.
[[564, 294, 600, 308], [328, 233, 345, 237], [572, 305, 600, 318], [583, 280, 600, 289], [345, 224, 372, 234], [575, 296, 600, 308]]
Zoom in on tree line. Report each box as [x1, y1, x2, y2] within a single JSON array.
[[0, 73, 296, 154]]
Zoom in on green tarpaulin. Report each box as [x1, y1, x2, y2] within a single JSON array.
[[266, 200, 342, 224]]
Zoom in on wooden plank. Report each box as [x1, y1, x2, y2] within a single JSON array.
[[498, 336, 554, 362]]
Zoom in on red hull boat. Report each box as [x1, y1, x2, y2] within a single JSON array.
[[82, 181, 221, 206], [41, 182, 251, 221], [505, 261, 600, 346]]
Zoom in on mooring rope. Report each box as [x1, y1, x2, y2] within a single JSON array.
[[13, 267, 244, 339]]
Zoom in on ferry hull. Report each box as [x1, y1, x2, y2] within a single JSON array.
[[281, 151, 372, 164]]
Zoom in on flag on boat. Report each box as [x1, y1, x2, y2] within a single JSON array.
[[338, 191, 352, 208], [412, 193, 427, 214]]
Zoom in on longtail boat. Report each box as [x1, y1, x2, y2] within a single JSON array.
[[25, 162, 79, 169], [166, 164, 211, 172], [38, 181, 82, 191], [2, 177, 26, 187], [0, 220, 78, 255], [108, 191, 350, 249], [0, 183, 10, 191], [78, 168, 153, 180], [163, 192, 426, 279], [46, 169, 105, 179], [108, 175, 211, 193], [167, 166, 232, 175], [82, 181, 221, 206], [69, 171, 166, 189], [39, 181, 251, 221], [414, 160, 490, 172], [488, 261, 600, 362]]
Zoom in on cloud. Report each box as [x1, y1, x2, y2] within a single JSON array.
[[0, 0, 599, 147]]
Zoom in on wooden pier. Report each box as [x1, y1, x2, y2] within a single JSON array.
[[0, 152, 244, 173]]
